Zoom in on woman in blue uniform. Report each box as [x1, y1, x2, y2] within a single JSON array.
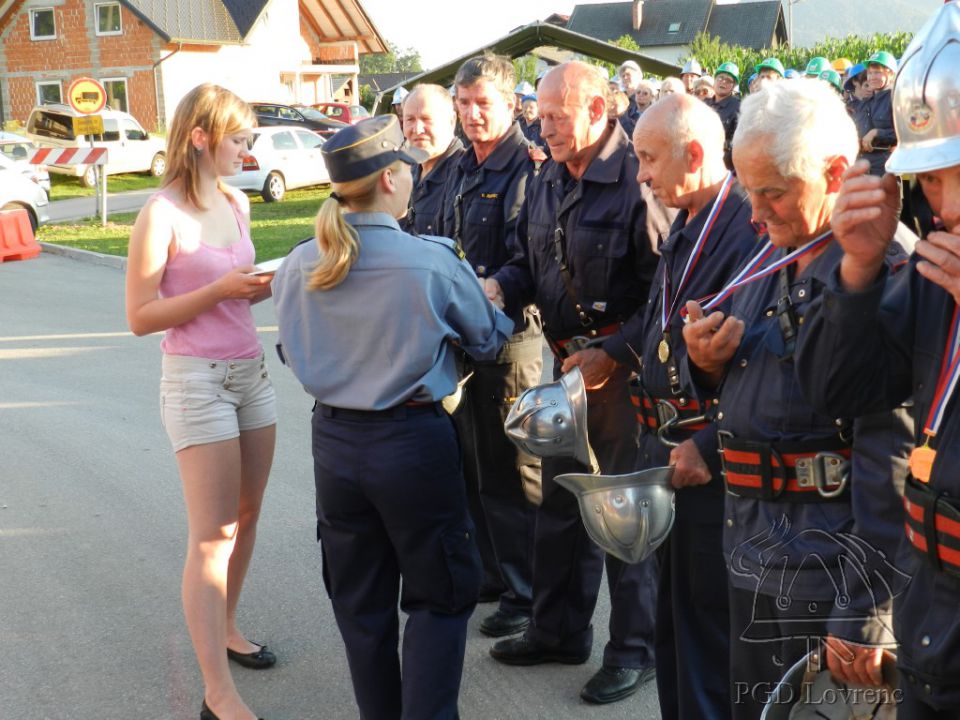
[[272, 114, 513, 720]]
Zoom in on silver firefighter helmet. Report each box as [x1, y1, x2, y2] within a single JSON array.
[[504, 366, 590, 466], [761, 649, 899, 720], [887, 0, 960, 174], [553, 466, 676, 564]]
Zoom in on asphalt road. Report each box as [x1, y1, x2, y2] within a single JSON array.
[[0, 251, 662, 720], [47, 187, 154, 223]]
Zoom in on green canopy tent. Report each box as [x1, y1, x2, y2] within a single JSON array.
[[372, 21, 681, 114]]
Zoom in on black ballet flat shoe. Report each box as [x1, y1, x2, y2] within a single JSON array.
[[200, 699, 266, 720], [227, 642, 277, 670]]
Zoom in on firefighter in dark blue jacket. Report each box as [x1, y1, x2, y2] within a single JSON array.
[[681, 80, 913, 720], [626, 93, 758, 720], [400, 84, 465, 235], [708, 61, 742, 170], [853, 51, 898, 176], [436, 54, 543, 641], [795, 5, 960, 716], [485, 61, 675, 705]]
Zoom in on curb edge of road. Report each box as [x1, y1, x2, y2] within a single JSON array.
[[40, 242, 127, 271]]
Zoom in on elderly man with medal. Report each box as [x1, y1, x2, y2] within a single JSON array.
[[680, 79, 915, 720], [795, 3, 960, 717], [622, 92, 758, 719]]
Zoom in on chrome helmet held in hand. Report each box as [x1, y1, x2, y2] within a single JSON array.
[[553, 466, 676, 564], [504, 366, 591, 467]]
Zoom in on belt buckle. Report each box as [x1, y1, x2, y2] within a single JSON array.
[[813, 452, 849, 498]]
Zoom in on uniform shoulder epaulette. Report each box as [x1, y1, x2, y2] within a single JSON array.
[[417, 234, 466, 260]]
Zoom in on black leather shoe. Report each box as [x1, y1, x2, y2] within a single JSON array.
[[479, 609, 530, 638], [580, 665, 656, 704], [489, 634, 590, 666], [227, 642, 277, 669], [200, 700, 266, 720]]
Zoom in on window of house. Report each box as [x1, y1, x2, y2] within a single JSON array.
[[101, 77, 128, 112], [30, 8, 56, 40], [668, 22, 681, 33], [36, 80, 62, 105], [95, 3, 122, 36]]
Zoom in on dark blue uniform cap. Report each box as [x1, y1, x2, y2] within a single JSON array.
[[321, 115, 429, 183]]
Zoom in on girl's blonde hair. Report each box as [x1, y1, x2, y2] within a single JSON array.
[[163, 83, 256, 209], [308, 161, 404, 291]]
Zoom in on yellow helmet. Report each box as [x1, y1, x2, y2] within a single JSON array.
[[832, 57, 853, 73]]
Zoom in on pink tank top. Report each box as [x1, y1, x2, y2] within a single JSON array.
[[156, 189, 262, 360]]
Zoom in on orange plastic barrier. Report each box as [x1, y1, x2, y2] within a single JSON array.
[[0, 208, 40, 263]]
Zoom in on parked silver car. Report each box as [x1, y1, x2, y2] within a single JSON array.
[[0, 160, 51, 232], [224, 126, 330, 202], [0, 131, 51, 195]]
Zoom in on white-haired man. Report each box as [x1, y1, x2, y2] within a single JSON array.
[[681, 79, 913, 719], [401, 84, 465, 235], [626, 92, 758, 719]]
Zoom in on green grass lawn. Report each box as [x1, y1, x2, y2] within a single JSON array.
[[48, 172, 163, 201], [37, 186, 329, 260]]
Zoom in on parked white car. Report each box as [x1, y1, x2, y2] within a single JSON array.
[[0, 131, 50, 195], [0, 160, 51, 231], [25, 104, 166, 187], [223, 126, 330, 202]]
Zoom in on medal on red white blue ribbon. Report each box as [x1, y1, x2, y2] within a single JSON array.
[[911, 304, 960, 483]]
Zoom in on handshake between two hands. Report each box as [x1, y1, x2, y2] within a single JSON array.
[[482, 276, 505, 309]]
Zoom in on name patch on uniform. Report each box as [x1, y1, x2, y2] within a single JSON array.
[[592, 301, 608, 312], [480, 193, 499, 200]]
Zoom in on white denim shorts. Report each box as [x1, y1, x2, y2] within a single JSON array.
[[160, 353, 277, 452]]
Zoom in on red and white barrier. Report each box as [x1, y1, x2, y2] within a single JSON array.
[[27, 147, 107, 165]]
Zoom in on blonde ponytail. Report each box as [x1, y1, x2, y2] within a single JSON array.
[[308, 161, 405, 291]]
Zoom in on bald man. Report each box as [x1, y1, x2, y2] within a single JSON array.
[[487, 61, 674, 705], [401, 84, 466, 235], [626, 94, 758, 719]]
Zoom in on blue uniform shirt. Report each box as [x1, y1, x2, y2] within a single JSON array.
[[438, 122, 535, 281], [629, 181, 758, 474], [494, 121, 674, 349], [852, 88, 896, 176], [401, 138, 465, 236], [272, 212, 513, 410], [696, 239, 913, 645], [797, 253, 960, 696]]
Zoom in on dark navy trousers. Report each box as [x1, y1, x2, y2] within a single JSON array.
[[312, 403, 481, 720], [452, 309, 542, 614], [527, 365, 658, 668]]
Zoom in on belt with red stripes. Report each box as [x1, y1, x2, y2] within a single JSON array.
[[720, 435, 851, 502], [903, 476, 960, 578], [628, 386, 713, 435], [545, 323, 620, 359]]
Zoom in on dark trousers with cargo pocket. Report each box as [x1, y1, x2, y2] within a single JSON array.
[[453, 307, 543, 614], [312, 402, 481, 720], [528, 364, 658, 668]]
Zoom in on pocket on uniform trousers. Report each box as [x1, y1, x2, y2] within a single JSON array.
[[438, 524, 483, 614]]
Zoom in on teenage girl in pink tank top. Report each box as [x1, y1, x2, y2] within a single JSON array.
[[125, 84, 276, 720]]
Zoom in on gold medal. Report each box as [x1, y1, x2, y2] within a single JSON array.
[[658, 338, 671, 364], [909, 443, 936, 483]]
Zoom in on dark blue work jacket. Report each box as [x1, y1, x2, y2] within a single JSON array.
[[797, 253, 960, 700], [518, 117, 546, 149], [627, 181, 757, 475], [694, 239, 913, 645], [494, 122, 673, 350], [708, 94, 740, 149], [437, 123, 534, 281], [401, 138, 465, 236], [853, 88, 896, 176]]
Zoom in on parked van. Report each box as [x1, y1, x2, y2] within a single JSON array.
[[25, 104, 166, 187]]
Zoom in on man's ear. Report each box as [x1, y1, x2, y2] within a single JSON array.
[[825, 155, 850, 192], [687, 139, 705, 173], [589, 94, 606, 123]]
